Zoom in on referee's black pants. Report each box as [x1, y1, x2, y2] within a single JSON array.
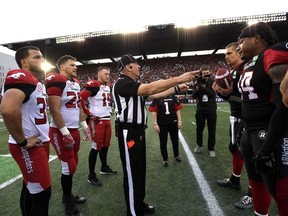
[[118, 124, 147, 216]]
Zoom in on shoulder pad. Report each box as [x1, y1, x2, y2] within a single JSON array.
[[5, 69, 37, 85]]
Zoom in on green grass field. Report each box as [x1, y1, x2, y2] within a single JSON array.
[[0, 103, 278, 216]]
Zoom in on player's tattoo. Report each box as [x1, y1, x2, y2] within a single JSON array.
[[268, 64, 288, 83]]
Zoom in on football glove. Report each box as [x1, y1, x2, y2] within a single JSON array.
[[89, 115, 100, 124], [254, 151, 275, 175], [63, 134, 75, 150], [82, 126, 90, 141]]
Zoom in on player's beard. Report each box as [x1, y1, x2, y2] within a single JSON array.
[[30, 65, 45, 79]]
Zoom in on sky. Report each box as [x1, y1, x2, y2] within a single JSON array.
[[0, 0, 287, 56]]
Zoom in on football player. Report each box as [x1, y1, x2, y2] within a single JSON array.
[[79, 66, 117, 187]]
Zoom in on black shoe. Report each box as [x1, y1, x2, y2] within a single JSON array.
[[175, 156, 182, 162], [73, 195, 86, 204], [216, 178, 240, 190], [88, 173, 103, 186], [62, 194, 87, 204], [234, 195, 253, 210], [100, 165, 117, 175], [143, 203, 155, 214], [63, 195, 83, 216], [163, 161, 168, 167]]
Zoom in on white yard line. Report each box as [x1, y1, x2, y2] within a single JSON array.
[[0, 155, 57, 190], [179, 131, 224, 216]]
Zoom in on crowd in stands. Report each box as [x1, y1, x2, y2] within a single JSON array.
[[77, 54, 225, 87]]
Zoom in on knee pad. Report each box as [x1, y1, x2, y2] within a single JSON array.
[[61, 159, 77, 175]]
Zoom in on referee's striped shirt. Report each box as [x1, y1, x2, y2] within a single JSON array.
[[112, 74, 147, 126]]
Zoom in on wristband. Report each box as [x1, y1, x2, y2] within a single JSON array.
[[176, 85, 181, 93], [59, 126, 70, 135], [17, 139, 28, 147], [174, 86, 179, 94], [80, 121, 88, 128]]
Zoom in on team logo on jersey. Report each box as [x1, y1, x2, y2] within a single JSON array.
[[46, 74, 55, 81], [258, 130, 267, 140], [86, 81, 93, 86], [7, 72, 26, 79]]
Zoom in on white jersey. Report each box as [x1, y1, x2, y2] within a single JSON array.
[[84, 80, 111, 119], [4, 69, 50, 145], [45, 73, 81, 128]]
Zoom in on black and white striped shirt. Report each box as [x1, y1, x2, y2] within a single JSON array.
[[112, 74, 147, 126]]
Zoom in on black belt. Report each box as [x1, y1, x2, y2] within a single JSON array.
[[100, 115, 110, 119], [118, 122, 146, 130]]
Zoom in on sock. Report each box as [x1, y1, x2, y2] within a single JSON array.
[[20, 181, 31, 216], [250, 179, 271, 215], [232, 150, 244, 176], [230, 173, 240, 185], [30, 187, 51, 216], [61, 174, 73, 196], [88, 149, 98, 174], [99, 147, 108, 168]]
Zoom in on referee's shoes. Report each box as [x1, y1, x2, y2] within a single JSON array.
[[143, 203, 155, 214]]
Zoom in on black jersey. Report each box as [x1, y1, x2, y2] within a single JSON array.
[[238, 42, 288, 130], [149, 95, 183, 124], [229, 62, 245, 117]]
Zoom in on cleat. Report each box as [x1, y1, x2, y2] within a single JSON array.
[[194, 145, 202, 153], [209, 151, 216, 157], [88, 173, 103, 186], [234, 195, 253, 210], [143, 203, 155, 214], [216, 178, 240, 190], [175, 156, 182, 162], [100, 165, 117, 175], [62, 194, 87, 204], [63, 195, 83, 216], [163, 161, 168, 167], [72, 195, 86, 204]]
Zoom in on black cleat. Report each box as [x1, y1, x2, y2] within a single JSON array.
[[143, 203, 155, 214], [216, 178, 240, 190], [63, 195, 83, 216], [234, 195, 253, 210], [100, 165, 117, 175], [175, 156, 182, 162], [88, 173, 103, 186], [163, 161, 168, 167], [62, 194, 87, 204]]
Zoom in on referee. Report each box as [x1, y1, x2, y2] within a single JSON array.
[[112, 54, 195, 216]]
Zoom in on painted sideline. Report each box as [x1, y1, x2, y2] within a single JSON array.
[[179, 131, 224, 216]]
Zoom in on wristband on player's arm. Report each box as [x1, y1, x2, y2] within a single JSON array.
[[17, 139, 28, 147], [80, 121, 88, 128], [59, 126, 70, 135]]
